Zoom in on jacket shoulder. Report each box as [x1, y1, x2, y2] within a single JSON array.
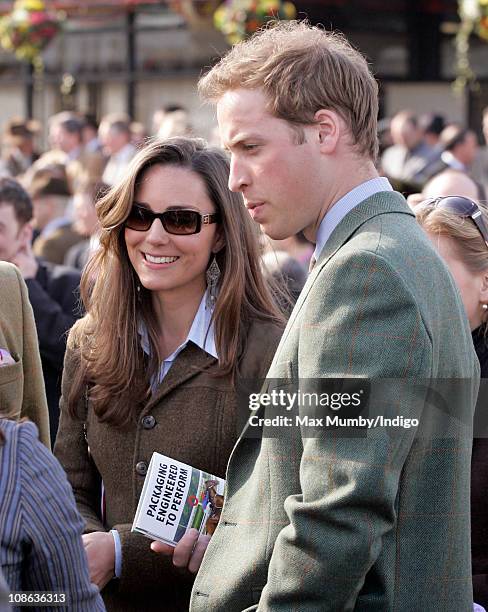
[[239, 318, 284, 379]]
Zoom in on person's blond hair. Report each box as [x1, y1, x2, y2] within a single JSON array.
[[67, 137, 285, 426], [199, 21, 379, 159], [415, 201, 488, 277]]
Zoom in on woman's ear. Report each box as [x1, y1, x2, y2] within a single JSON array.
[[212, 228, 226, 254], [480, 272, 488, 308]]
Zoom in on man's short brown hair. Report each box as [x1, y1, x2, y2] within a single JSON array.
[[199, 21, 379, 160]]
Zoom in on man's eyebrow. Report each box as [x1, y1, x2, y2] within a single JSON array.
[[226, 134, 262, 148]]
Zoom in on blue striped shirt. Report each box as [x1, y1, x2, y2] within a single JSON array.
[[0, 419, 105, 611]]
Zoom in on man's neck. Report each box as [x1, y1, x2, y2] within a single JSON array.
[[305, 160, 379, 243]]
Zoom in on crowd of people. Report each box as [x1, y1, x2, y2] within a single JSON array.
[[0, 19, 488, 612]]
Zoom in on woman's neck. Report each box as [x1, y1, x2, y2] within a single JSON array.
[[151, 283, 206, 358]]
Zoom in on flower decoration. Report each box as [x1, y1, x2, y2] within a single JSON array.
[[455, 0, 488, 91], [0, 0, 63, 63], [214, 0, 296, 45]]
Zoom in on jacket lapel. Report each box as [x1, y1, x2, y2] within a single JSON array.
[[143, 342, 217, 413]]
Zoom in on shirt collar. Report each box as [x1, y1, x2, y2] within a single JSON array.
[[313, 176, 393, 261], [441, 151, 466, 171], [138, 291, 218, 362], [41, 215, 71, 238]]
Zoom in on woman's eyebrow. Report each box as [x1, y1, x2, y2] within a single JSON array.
[[132, 201, 199, 211]]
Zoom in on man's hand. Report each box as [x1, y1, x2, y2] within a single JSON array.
[[82, 531, 115, 589], [150, 528, 210, 574], [11, 242, 38, 279]]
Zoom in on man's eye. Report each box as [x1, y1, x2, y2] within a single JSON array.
[[243, 144, 259, 151]]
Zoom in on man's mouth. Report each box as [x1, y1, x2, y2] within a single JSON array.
[[144, 254, 179, 264]]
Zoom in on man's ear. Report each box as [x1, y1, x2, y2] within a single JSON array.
[[19, 221, 34, 247], [314, 109, 341, 154]]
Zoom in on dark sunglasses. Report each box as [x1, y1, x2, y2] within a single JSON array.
[[125, 203, 220, 235], [424, 195, 488, 248]]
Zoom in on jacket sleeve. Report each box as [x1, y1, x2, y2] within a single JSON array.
[[19, 422, 105, 611], [54, 345, 105, 533], [257, 250, 439, 611], [13, 266, 50, 448], [25, 270, 80, 371]]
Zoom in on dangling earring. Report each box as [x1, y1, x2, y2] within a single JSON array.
[[206, 256, 220, 309], [483, 303, 488, 312], [136, 282, 142, 303]]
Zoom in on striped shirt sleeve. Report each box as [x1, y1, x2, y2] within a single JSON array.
[[8, 421, 105, 611]]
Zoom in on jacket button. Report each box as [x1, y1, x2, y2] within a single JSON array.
[[141, 415, 156, 429], [135, 461, 148, 476]]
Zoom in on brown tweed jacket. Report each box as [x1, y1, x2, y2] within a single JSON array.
[[54, 317, 282, 612], [0, 262, 50, 447], [33, 223, 84, 266]]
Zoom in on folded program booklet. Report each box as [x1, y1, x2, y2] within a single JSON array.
[[132, 451, 225, 547]]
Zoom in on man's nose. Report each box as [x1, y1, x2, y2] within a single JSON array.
[[228, 156, 249, 193]]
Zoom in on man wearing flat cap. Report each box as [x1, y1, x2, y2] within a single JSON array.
[[0, 118, 41, 178], [29, 171, 84, 265]]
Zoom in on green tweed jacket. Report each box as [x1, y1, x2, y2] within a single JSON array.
[[0, 262, 50, 447], [190, 191, 480, 612]]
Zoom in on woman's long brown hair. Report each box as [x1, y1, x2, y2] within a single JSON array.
[[67, 137, 284, 427]]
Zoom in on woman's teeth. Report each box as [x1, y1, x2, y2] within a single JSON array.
[[145, 254, 179, 264]]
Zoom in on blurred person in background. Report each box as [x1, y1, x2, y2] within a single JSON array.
[[65, 178, 109, 270], [0, 118, 41, 178], [151, 104, 186, 136], [81, 113, 104, 155], [29, 171, 83, 264], [422, 124, 479, 181], [157, 109, 193, 139], [130, 121, 148, 149], [0, 260, 49, 446], [0, 261, 104, 610], [99, 113, 136, 186], [407, 169, 481, 208], [415, 197, 488, 611], [472, 105, 488, 196], [0, 178, 81, 444], [381, 109, 439, 189], [419, 112, 446, 150], [54, 137, 284, 611]]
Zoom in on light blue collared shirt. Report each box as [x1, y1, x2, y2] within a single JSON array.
[[139, 291, 218, 390], [112, 291, 218, 578], [313, 177, 393, 263]]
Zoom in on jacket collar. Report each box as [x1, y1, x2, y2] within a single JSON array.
[[143, 342, 218, 413]]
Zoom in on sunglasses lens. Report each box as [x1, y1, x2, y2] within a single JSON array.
[[436, 196, 475, 215], [163, 210, 199, 235], [126, 205, 152, 231]]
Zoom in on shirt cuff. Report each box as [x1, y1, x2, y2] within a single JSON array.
[[110, 529, 122, 578]]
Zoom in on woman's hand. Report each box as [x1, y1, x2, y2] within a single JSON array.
[[150, 528, 210, 574], [82, 531, 115, 589]]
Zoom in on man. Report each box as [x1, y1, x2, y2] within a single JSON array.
[[381, 109, 439, 188], [0, 117, 41, 178], [29, 171, 83, 264], [99, 113, 136, 186], [0, 261, 49, 447], [407, 168, 481, 208], [154, 22, 479, 610], [0, 178, 80, 443], [471, 105, 488, 195], [422, 124, 479, 181]]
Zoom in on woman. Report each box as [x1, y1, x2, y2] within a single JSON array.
[[415, 196, 488, 609], [0, 262, 104, 611], [54, 138, 284, 611]]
